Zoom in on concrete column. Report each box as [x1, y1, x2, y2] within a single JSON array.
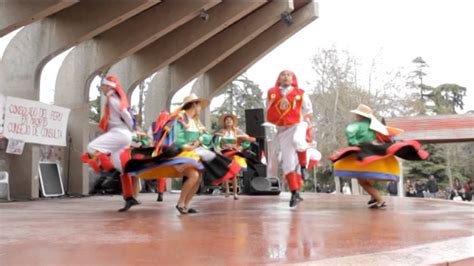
[[109, 0, 266, 95], [398, 159, 404, 197], [351, 178, 360, 195], [193, 1, 319, 97], [0, 0, 158, 199], [144, 67, 171, 128], [169, 1, 294, 97], [335, 176, 341, 194], [0, 0, 77, 37]]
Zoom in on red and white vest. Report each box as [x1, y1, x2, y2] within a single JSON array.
[[266, 86, 304, 126]]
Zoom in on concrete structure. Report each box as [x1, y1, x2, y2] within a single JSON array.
[[0, 0, 158, 199], [0, 0, 78, 37], [0, 0, 319, 199], [54, 0, 219, 195]]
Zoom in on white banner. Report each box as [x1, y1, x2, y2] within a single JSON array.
[[0, 94, 5, 137], [3, 97, 70, 146]]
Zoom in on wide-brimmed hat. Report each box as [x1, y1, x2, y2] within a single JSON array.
[[350, 104, 388, 135], [179, 93, 209, 109], [219, 113, 238, 127], [350, 104, 373, 119]]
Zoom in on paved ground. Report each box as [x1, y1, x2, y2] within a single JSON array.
[[0, 193, 473, 265]]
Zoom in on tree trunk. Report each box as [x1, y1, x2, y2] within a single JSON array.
[[331, 86, 340, 144], [445, 145, 453, 190]]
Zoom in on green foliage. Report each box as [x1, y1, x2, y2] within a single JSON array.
[[404, 144, 447, 182], [89, 96, 100, 123], [89, 69, 109, 123], [212, 74, 264, 131], [402, 58, 470, 187], [425, 84, 467, 114]]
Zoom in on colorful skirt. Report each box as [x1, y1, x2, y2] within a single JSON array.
[[123, 145, 240, 186], [333, 153, 400, 181], [330, 140, 429, 182], [222, 150, 248, 172]]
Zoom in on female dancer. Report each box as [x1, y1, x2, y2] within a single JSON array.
[[329, 104, 429, 208], [214, 113, 255, 200], [122, 94, 240, 214]]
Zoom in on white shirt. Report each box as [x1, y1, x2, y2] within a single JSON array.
[[106, 91, 134, 131]]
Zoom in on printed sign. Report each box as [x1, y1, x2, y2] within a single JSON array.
[[6, 139, 25, 155], [3, 97, 70, 146]]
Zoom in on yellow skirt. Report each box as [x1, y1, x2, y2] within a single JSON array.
[[232, 155, 247, 171], [134, 150, 202, 180], [333, 154, 400, 182]]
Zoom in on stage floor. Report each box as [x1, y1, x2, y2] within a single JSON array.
[[1, 193, 473, 265]]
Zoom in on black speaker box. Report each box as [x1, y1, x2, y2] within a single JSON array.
[[245, 108, 265, 138], [243, 164, 281, 195]]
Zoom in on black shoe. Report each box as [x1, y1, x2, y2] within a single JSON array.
[[290, 193, 300, 207], [369, 201, 387, 209], [176, 205, 188, 214], [367, 198, 376, 205], [187, 208, 199, 214], [118, 197, 140, 212], [296, 192, 303, 201], [157, 193, 163, 202]]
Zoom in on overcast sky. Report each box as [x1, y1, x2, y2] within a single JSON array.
[[243, 0, 474, 113], [1, 0, 473, 114]]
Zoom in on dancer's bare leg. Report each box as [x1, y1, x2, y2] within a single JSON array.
[[233, 176, 238, 200], [358, 179, 383, 204], [185, 175, 201, 207], [225, 180, 230, 197], [177, 169, 199, 208], [132, 176, 140, 198]]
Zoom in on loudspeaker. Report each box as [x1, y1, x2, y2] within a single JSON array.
[[245, 108, 265, 138], [243, 164, 281, 195]]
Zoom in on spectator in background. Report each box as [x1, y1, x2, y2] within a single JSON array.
[[406, 184, 416, 197], [463, 178, 472, 201], [324, 184, 332, 193], [426, 174, 439, 198], [387, 181, 398, 196], [315, 182, 322, 193], [415, 180, 425, 198], [404, 180, 412, 196], [450, 177, 464, 200]]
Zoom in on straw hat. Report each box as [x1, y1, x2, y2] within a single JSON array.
[[350, 104, 373, 119], [350, 104, 389, 135], [219, 113, 238, 127], [179, 93, 209, 109]]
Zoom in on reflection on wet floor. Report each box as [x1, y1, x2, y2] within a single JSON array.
[[0, 193, 472, 265]]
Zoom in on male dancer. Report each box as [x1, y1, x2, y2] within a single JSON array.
[[81, 76, 136, 211], [266, 70, 313, 207]]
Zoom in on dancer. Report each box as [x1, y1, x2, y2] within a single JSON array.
[[214, 113, 256, 200], [122, 94, 240, 214], [329, 104, 429, 208], [266, 70, 313, 207], [80, 76, 137, 209]]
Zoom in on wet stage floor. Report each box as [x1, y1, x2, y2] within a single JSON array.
[[1, 193, 473, 265]]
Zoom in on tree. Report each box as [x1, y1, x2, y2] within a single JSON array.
[[402, 58, 470, 189], [425, 83, 467, 114], [212, 74, 263, 131], [89, 96, 100, 123], [89, 69, 109, 123]]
